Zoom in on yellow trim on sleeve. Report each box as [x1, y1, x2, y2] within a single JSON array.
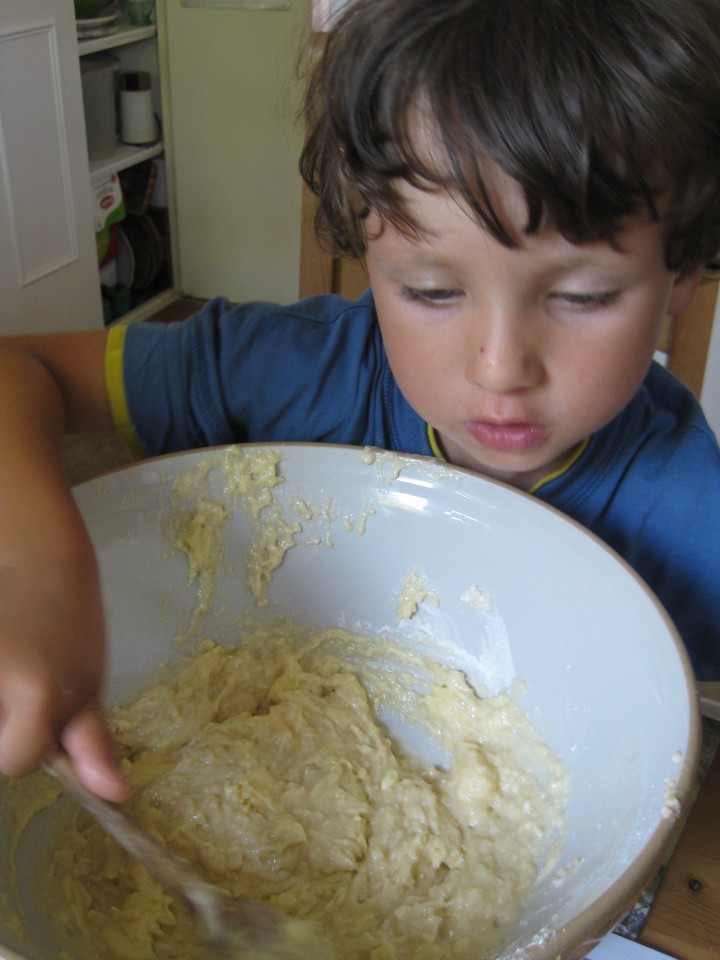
[[427, 423, 444, 459], [105, 325, 147, 459], [426, 424, 587, 493]]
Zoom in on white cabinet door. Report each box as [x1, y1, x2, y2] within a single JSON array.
[[0, 0, 102, 334]]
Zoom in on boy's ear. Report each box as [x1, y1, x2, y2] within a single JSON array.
[[666, 271, 703, 317]]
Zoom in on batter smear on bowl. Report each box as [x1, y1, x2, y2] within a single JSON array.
[[42, 624, 567, 960]]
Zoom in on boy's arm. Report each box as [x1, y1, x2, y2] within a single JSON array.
[[0, 331, 128, 800]]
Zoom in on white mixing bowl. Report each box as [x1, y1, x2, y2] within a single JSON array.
[[0, 443, 700, 960]]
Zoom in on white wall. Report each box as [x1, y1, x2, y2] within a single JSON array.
[[701, 295, 720, 440], [162, 0, 309, 305]]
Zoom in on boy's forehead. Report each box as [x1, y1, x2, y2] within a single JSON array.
[[398, 103, 669, 227], [366, 176, 668, 270], [394, 112, 568, 247], [372, 112, 669, 263], [396, 157, 528, 240]]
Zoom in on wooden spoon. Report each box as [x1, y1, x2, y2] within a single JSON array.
[[44, 752, 335, 960]]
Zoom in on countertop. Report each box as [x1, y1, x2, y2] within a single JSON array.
[[636, 729, 720, 960]]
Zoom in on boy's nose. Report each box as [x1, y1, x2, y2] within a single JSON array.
[[464, 309, 544, 394]]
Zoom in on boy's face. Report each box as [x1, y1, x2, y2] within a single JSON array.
[[364, 173, 699, 490]]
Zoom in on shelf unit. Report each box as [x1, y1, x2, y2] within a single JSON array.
[[79, 21, 164, 180], [78, 20, 155, 55], [77, 16, 176, 322], [89, 139, 163, 181]]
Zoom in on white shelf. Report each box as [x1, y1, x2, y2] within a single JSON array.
[[90, 140, 164, 182], [80, 19, 163, 181], [78, 14, 174, 317], [78, 21, 156, 56]]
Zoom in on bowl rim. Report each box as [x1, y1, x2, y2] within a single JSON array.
[[64, 441, 703, 960]]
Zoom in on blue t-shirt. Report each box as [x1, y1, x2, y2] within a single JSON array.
[[110, 292, 720, 680]]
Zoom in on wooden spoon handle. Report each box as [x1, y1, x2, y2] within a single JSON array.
[[44, 752, 337, 958], [43, 752, 209, 905]]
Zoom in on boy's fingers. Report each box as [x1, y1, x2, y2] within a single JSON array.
[[0, 701, 55, 778], [60, 705, 130, 802], [0, 695, 127, 803]]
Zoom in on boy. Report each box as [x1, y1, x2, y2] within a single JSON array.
[[0, 0, 719, 800]]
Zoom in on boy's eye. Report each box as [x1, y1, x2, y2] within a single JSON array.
[[555, 290, 620, 311], [400, 286, 462, 305]]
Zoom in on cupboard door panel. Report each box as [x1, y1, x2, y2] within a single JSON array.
[[0, 0, 101, 333]]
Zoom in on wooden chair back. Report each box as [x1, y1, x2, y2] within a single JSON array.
[[656, 282, 717, 397]]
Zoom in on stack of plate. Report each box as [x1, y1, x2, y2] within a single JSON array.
[[75, 13, 120, 40], [76, 6, 121, 40], [115, 214, 165, 292]]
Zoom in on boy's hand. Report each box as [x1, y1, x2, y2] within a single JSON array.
[[0, 331, 127, 800], [0, 556, 129, 802]]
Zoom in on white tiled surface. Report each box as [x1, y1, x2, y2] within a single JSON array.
[[586, 933, 672, 960]]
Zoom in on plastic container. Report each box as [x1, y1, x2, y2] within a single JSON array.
[[119, 71, 156, 145], [80, 54, 118, 161], [124, 0, 156, 26]]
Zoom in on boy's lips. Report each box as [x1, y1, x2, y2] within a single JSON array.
[[464, 420, 550, 452]]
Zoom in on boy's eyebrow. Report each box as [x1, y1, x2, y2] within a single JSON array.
[[376, 232, 653, 283]]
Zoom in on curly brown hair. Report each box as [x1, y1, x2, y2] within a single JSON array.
[[300, 0, 720, 272]]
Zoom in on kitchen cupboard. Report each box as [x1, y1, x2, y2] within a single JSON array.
[[0, 0, 177, 334], [77, 13, 177, 321], [1, 0, 312, 334], [0, 0, 103, 334], [79, 22, 161, 182]]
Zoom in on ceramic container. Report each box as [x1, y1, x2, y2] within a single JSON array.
[[0, 443, 700, 960]]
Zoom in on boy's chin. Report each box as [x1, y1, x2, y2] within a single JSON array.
[[437, 434, 562, 492]]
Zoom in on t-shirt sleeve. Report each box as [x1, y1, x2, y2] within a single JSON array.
[[625, 431, 720, 681], [105, 323, 148, 459], [108, 294, 390, 457]]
